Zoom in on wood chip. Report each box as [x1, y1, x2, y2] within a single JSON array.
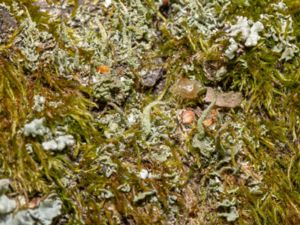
[[205, 87, 242, 108]]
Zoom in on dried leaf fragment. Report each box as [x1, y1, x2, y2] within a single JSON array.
[[205, 87, 242, 108]]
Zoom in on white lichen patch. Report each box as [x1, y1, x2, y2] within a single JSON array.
[[0, 179, 10, 195], [271, 1, 287, 10], [227, 16, 251, 40], [33, 95, 46, 112], [23, 118, 75, 152], [104, 0, 112, 8], [23, 118, 50, 137], [139, 169, 149, 179], [42, 135, 75, 151], [0, 195, 16, 215], [225, 38, 239, 59], [227, 16, 264, 47], [245, 21, 264, 47], [28, 196, 62, 225]]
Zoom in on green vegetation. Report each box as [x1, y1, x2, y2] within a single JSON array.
[[0, 0, 300, 224]]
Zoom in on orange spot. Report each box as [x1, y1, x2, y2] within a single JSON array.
[[203, 108, 218, 127], [202, 118, 214, 127], [97, 65, 110, 74], [162, 0, 169, 6]]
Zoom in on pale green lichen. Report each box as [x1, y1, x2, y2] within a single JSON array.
[[150, 145, 171, 162], [0, 195, 62, 225], [117, 183, 131, 193], [218, 206, 239, 222], [42, 134, 75, 151], [197, 95, 216, 138], [192, 92, 217, 157], [261, 5, 299, 61], [99, 189, 114, 199], [0, 195, 16, 215], [133, 190, 156, 203], [217, 199, 239, 222], [24, 118, 75, 151], [0, 179, 11, 194], [33, 95, 46, 112], [97, 155, 118, 178], [93, 75, 133, 104], [14, 13, 55, 71], [168, 0, 230, 39], [227, 16, 264, 47], [23, 118, 50, 137], [225, 38, 239, 59], [141, 100, 165, 136], [0, 176, 62, 225]]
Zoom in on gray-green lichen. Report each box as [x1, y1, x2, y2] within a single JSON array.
[[33, 95, 46, 112], [23, 118, 50, 137], [93, 75, 133, 104], [0, 179, 62, 225], [226, 16, 264, 47], [0, 195, 62, 225], [23, 118, 75, 151], [14, 15, 55, 71], [42, 134, 75, 151], [133, 190, 157, 203], [141, 100, 165, 136], [0, 195, 16, 215], [167, 0, 230, 39]]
